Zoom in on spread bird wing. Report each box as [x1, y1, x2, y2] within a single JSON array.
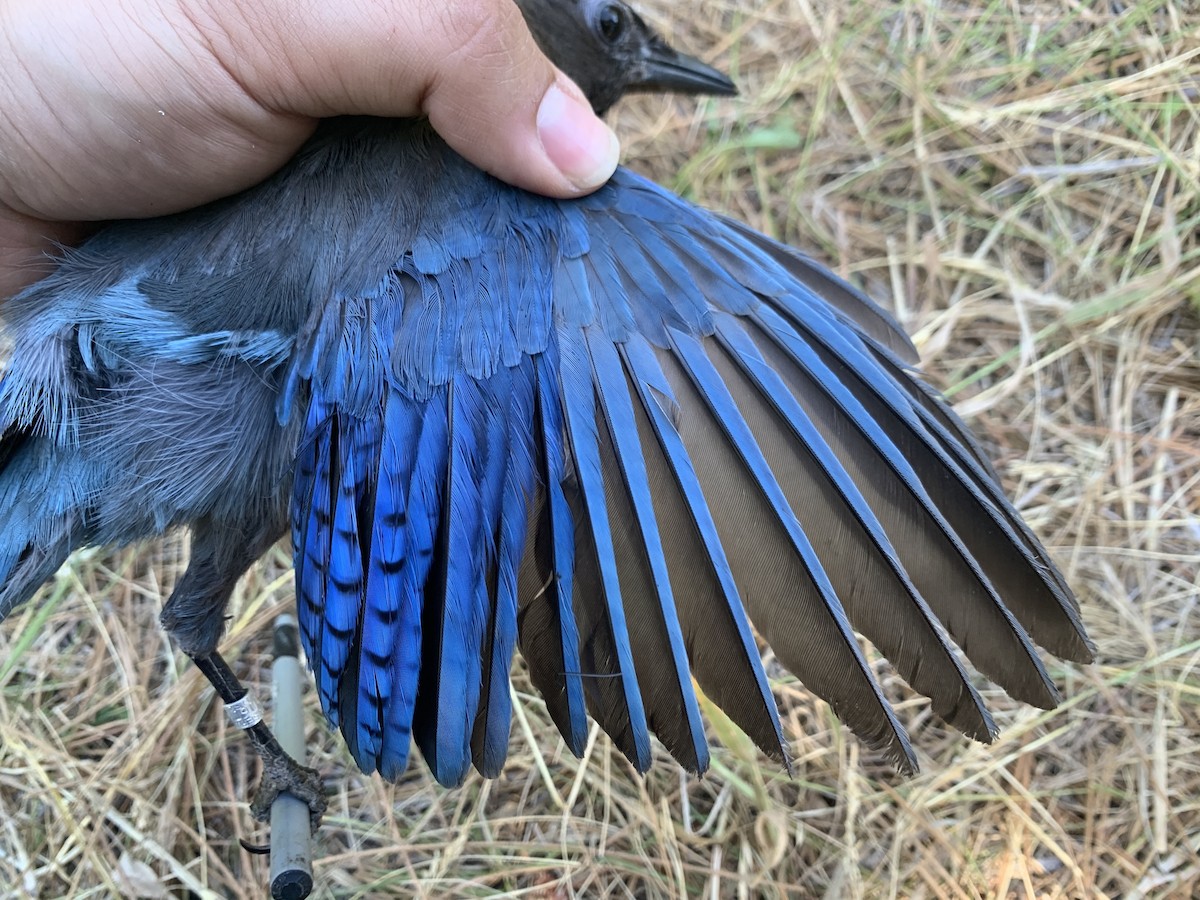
[[286, 163, 1093, 787]]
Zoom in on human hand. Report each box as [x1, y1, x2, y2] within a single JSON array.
[[0, 0, 621, 297]]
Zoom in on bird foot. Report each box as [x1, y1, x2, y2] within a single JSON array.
[[186, 651, 328, 832], [249, 751, 327, 831]]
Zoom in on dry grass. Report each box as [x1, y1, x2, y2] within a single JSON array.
[[2, 1, 1199, 897]]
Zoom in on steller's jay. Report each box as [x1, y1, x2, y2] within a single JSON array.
[[0, 0, 1093, 826]]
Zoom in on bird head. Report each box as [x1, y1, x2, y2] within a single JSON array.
[[515, 0, 737, 114]]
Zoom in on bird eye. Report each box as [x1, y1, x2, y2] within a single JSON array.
[[597, 3, 626, 43]]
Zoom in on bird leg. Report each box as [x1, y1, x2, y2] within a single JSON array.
[[189, 650, 327, 830], [161, 516, 327, 829]]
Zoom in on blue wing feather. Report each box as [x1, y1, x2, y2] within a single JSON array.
[[556, 326, 651, 772], [665, 326, 916, 772], [377, 389, 449, 777], [712, 313, 996, 740], [473, 360, 538, 776], [274, 131, 1088, 789], [518, 350, 588, 756], [413, 377, 482, 785], [293, 394, 328, 659], [351, 387, 421, 776], [760, 267, 1083, 656], [750, 303, 1059, 706], [295, 398, 334, 707], [868, 346, 1085, 626], [585, 329, 708, 773], [618, 335, 786, 761], [320, 412, 379, 734]]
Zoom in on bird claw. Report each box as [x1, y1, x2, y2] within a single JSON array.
[[249, 753, 327, 831]]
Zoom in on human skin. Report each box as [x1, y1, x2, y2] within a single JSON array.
[[0, 0, 621, 297]]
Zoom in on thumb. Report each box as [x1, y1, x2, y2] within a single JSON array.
[[195, 0, 621, 196]]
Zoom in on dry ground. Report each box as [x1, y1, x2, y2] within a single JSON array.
[[1, 1, 1198, 897]]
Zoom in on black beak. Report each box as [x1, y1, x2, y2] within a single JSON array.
[[636, 37, 738, 98]]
